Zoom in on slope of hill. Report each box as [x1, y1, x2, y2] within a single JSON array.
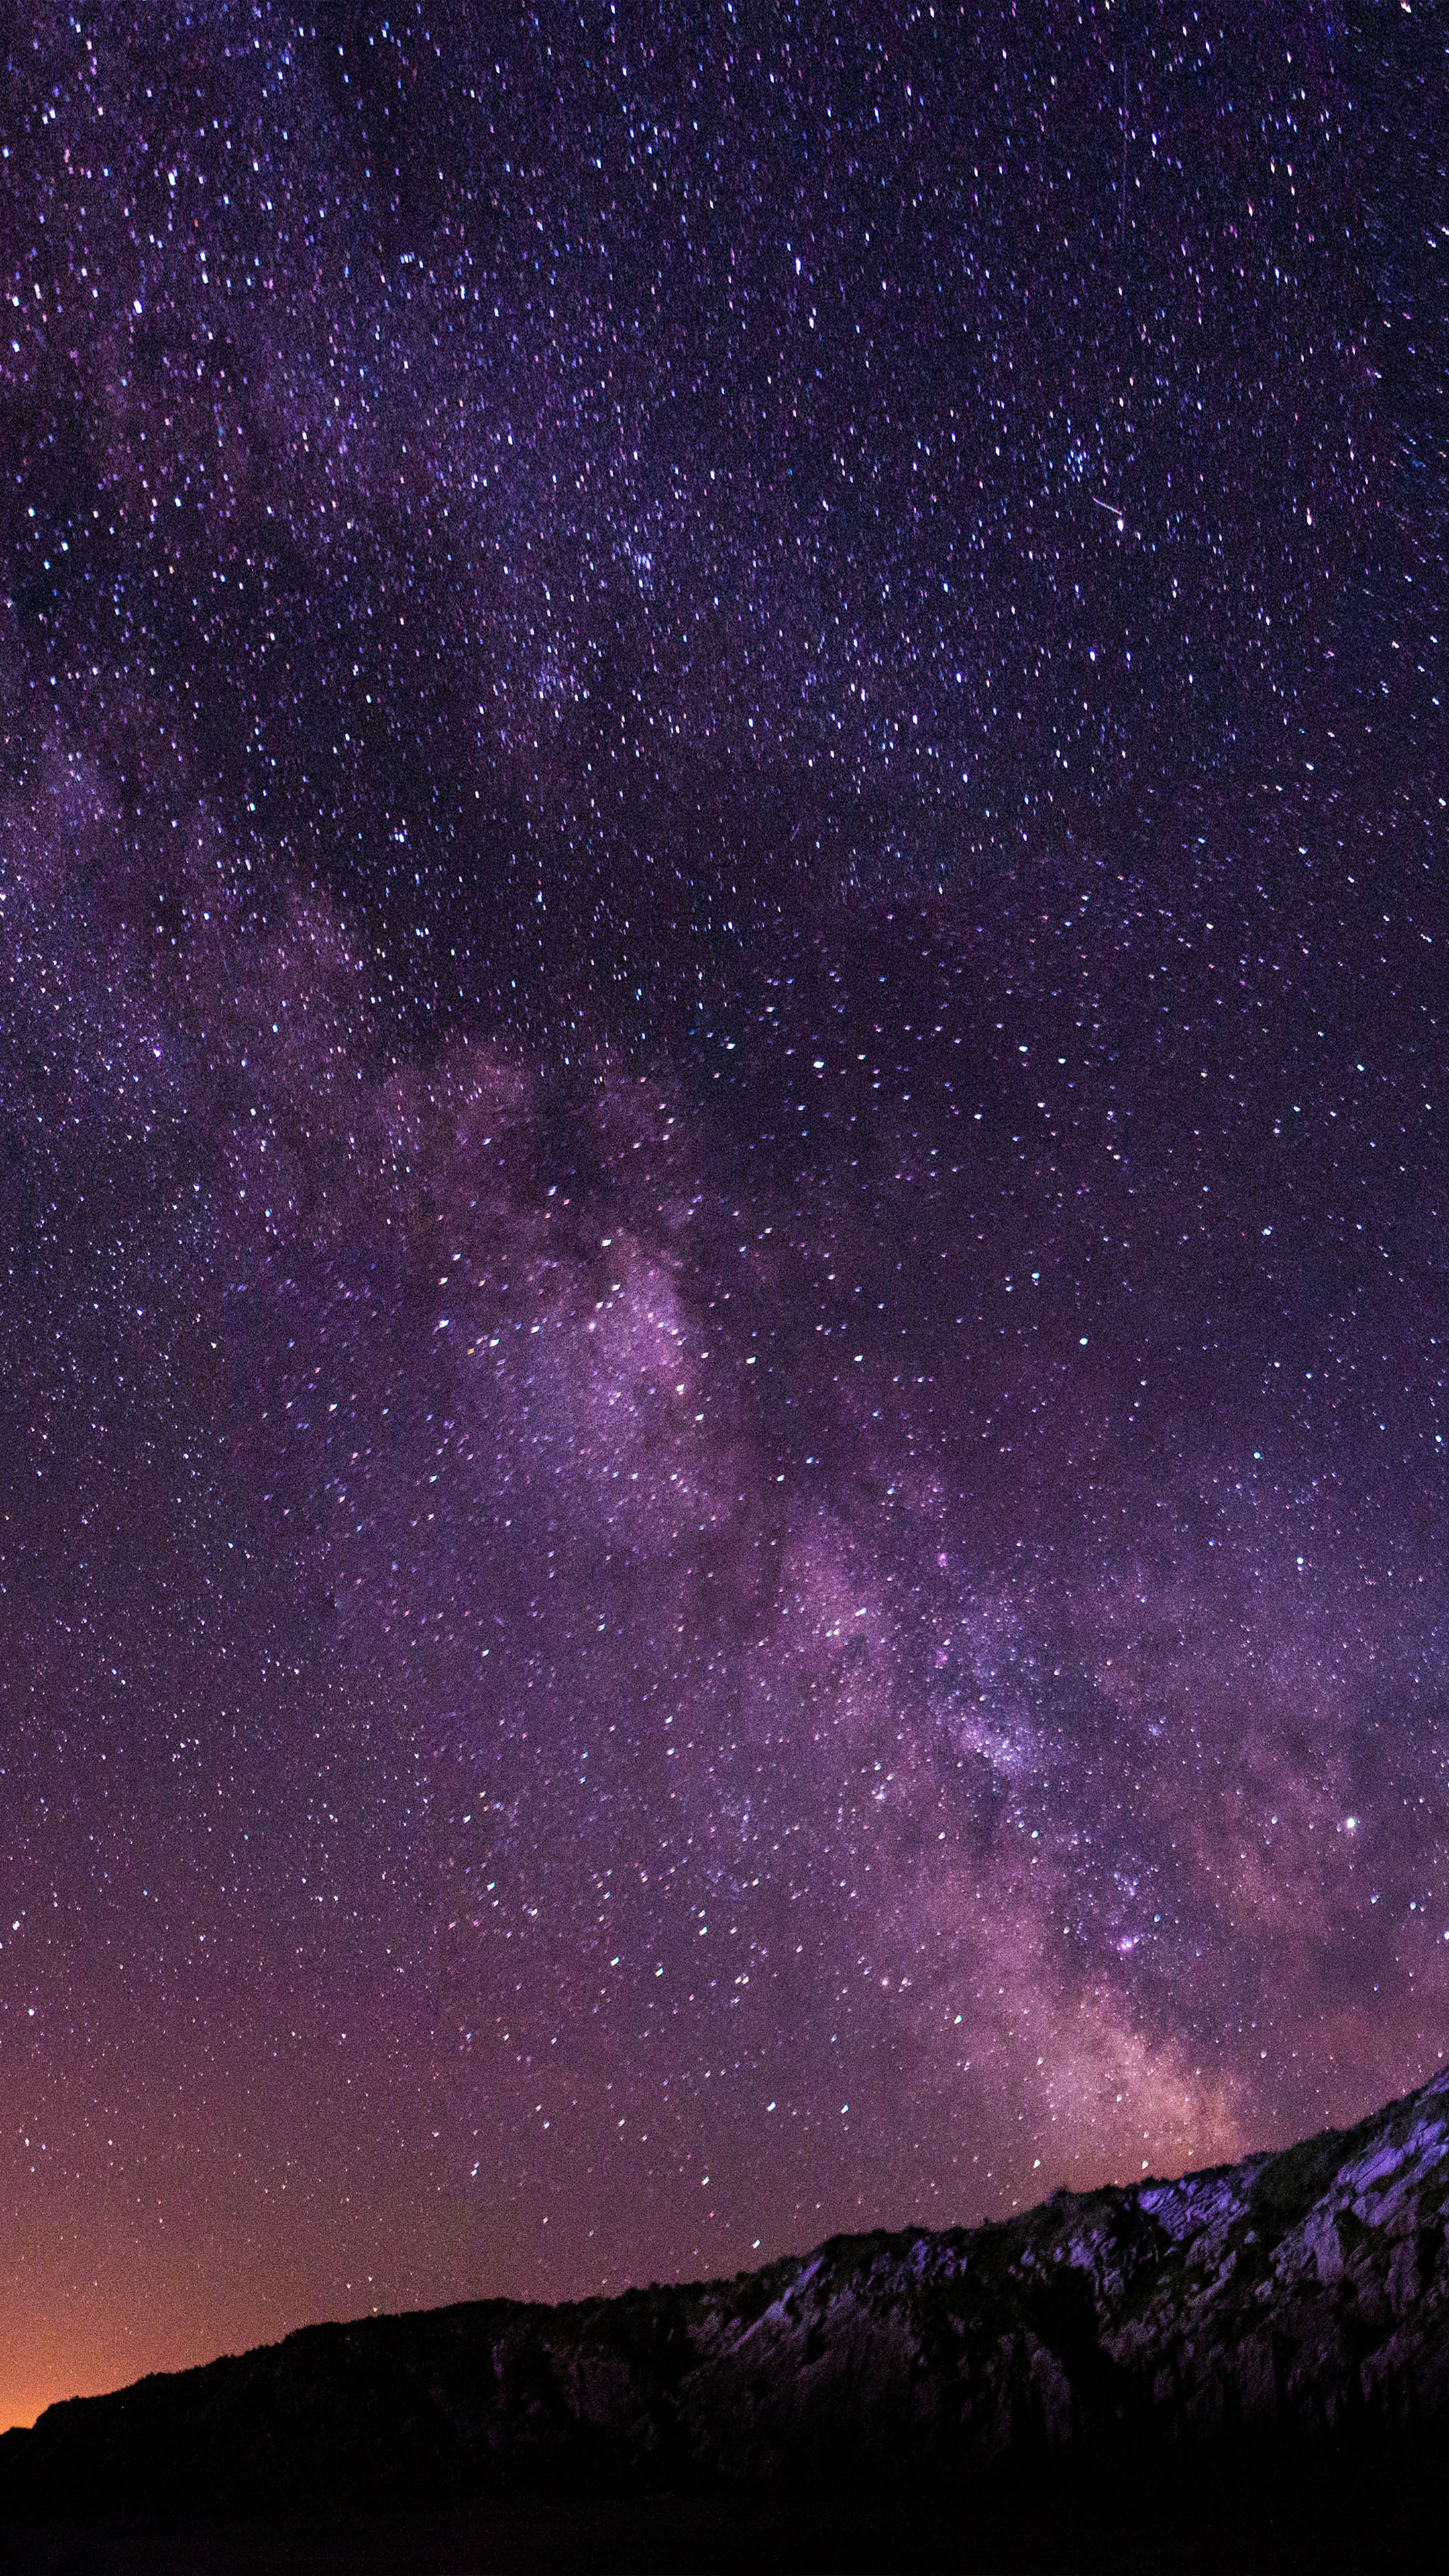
[[5, 2063, 1449, 2565]]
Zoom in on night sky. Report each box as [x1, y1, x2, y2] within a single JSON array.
[[2, 0, 1447, 2431]]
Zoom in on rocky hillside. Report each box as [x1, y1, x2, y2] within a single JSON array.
[[6, 2065, 1449, 2518]]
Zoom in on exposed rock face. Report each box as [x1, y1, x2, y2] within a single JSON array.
[[7, 2065, 1449, 2516]]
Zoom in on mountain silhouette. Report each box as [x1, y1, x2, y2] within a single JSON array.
[[7, 2065, 1449, 2569]]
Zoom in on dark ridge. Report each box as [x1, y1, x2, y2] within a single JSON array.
[[6, 2063, 1449, 2567]]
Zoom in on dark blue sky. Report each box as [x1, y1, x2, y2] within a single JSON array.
[[1, 0, 1445, 2429]]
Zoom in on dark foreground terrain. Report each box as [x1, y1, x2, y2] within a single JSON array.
[[9, 2066, 1449, 2570], [4, 2451, 1449, 2576]]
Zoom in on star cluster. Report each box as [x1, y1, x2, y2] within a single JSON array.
[[1, 0, 1447, 2430]]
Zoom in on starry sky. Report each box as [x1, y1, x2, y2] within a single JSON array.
[[1, 0, 1446, 2431]]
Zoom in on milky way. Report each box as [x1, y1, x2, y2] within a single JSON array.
[[1, 0, 1446, 2427]]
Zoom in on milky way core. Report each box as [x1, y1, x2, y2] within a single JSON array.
[[1, 0, 1446, 2430]]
